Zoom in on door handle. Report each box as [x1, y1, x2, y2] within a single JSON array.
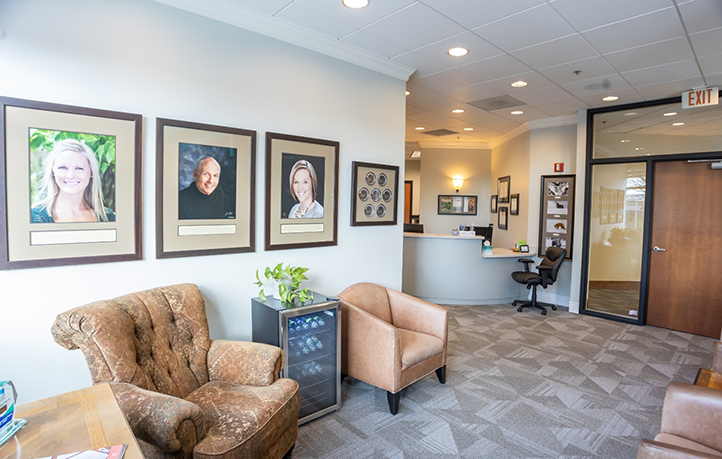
[[653, 246, 666, 252]]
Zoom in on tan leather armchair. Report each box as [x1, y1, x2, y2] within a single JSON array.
[[637, 382, 722, 458], [51, 284, 299, 459], [337, 283, 448, 415]]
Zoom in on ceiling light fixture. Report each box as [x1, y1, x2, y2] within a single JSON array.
[[510, 110, 524, 115], [405, 91, 410, 96], [663, 112, 677, 116], [410, 150, 421, 158], [463, 127, 474, 131], [342, 0, 369, 9], [635, 147, 644, 151], [415, 127, 425, 130], [624, 112, 637, 116], [511, 81, 527, 88], [448, 47, 468, 57], [602, 96, 619, 101], [621, 140, 630, 143], [451, 109, 465, 113], [672, 122, 685, 126]]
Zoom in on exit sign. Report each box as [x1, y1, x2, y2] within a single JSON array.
[[682, 87, 718, 109]]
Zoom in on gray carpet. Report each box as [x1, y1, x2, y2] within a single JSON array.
[[293, 303, 716, 459]]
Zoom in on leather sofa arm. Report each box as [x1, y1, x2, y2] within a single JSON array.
[[207, 340, 284, 387], [341, 301, 400, 392], [660, 382, 722, 453], [712, 342, 722, 374], [386, 288, 447, 342], [109, 382, 205, 456], [637, 439, 721, 459]]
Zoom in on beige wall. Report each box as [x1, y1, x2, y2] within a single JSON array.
[[418, 147, 492, 234], [491, 131, 531, 249]]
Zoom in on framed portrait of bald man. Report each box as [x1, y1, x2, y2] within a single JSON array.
[[156, 118, 256, 259]]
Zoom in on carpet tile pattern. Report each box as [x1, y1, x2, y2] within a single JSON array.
[[294, 304, 716, 459]]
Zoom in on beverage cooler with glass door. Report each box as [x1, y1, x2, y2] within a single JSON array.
[[251, 293, 341, 424]]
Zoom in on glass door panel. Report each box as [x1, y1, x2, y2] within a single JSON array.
[[585, 162, 646, 318]]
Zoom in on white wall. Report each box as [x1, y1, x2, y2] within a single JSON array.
[[491, 132, 530, 249], [0, 0, 406, 403], [418, 147, 492, 234]]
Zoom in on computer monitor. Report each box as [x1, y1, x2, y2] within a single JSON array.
[[475, 225, 493, 242], [404, 223, 424, 233]]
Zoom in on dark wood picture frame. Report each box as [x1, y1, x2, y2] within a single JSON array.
[[265, 132, 339, 251], [538, 174, 575, 260], [491, 194, 498, 213], [437, 195, 477, 215], [156, 118, 256, 259], [498, 206, 508, 230], [498, 175, 511, 203], [0, 96, 142, 270], [351, 161, 399, 226], [510, 193, 519, 216]]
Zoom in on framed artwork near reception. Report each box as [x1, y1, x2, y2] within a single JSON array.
[[0, 96, 142, 270], [438, 195, 477, 216], [538, 174, 575, 260]]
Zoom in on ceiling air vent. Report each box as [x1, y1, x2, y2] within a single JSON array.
[[423, 129, 458, 137], [469, 95, 525, 111]]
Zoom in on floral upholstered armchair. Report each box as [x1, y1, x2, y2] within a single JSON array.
[[51, 284, 299, 459]]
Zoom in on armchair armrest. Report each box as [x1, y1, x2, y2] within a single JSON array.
[[713, 342, 722, 374], [637, 439, 721, 459], [109, 382, 205, 455], [660, 382, 722, 453], [207, 340, 284, 387], [386, 289, 447, 343], [537, 265, 553, 288], [518, 259, 534, 272], [341, 300, 400, 392]]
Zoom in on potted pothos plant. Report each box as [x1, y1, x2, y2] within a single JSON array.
[[254, 263, 313, 304]]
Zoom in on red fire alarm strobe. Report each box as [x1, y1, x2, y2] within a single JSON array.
[[554, 163, 564, 173]]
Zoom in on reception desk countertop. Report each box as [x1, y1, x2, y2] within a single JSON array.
[[403, 232, 482, 240]]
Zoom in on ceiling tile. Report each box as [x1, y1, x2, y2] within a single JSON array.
[[578, 88, 644, 107], [277, 0, 415, 34], [561, 73, 632, 98], [341, 30, 409, 58], [513, 86, 576, 105], [706, 72, 722, 86], [419, 0, 547, 30], [699, 53, 722, 75], [472, 3, 576, 53], [442, 83, 504, 103], [511, 34, 601, 69], [689, 27, 722, 58], [275, 3, 358, 37], [412, 69, 480, 93], [537, 56, 618, 85], [621, 60, 701, 87], [405, 104, 425, 116], [405, 83, 436, 100], [483, 71, 556, 95], [361, 2, 465, 51], [407, 110, 456, 125], [403, 31, 504, 68], [230, 0, 295, 16], [677, 0, 722, 34], [581, 7, 685, 54], [531, 98, 592, 117], [603, 37, 695, 73], [549, 0, 673, 32], [633, 77, 706, 99], [407, 93, 461, 111], [457, 54, 532, 82], [397, 54, 448, 78], [491, 105, 552, 122], [459, 111, 522, 132]]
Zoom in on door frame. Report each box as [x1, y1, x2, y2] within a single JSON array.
[[404, 180, 413, 224], [579, 96, 722, 325]]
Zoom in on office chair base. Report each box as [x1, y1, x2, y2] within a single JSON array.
[[512, 299, 557, 315]]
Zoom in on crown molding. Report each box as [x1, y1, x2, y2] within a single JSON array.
[[527, 114, 578, 130], [489, 123, 530, 149], [153, 0, 416, 81], [418, 141, 491, 150]]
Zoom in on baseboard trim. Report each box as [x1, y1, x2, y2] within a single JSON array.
[[535, 292, 571, 308], [417, 296, 519, 306], [568, 301, 580, 314]]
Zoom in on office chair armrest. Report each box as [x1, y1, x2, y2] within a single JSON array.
[[518, 259, 534, 272], [537, 265, 553, 288]]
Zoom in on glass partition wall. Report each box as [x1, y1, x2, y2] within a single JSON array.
[[582, 94, 722, 324]]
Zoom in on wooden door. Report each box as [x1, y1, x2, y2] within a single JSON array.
[[404, 181, 412, 224], [647, 161, 722, 338]]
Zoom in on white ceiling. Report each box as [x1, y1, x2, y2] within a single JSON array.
[[158, 0, 722, 151]]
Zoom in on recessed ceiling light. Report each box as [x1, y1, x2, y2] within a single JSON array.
[[635, 147, 644, 151], [405, 91, 410, 96], [511, 80, 527, 88], [621, 140, 630, 143], [672, 122, 685, 126], [624, 112, 637, 116], [448, 47, 468, 57], [647, 153, 652, 156], [463, 127, 474, 131], [342, 0, 369, 9], [415, 127, 425, 130], [602, 96, 619, 101], [663, 112, 677, 116], [510, 110, 524, 115], [451, 109, 465, 113], [410, 150, 421, 158]]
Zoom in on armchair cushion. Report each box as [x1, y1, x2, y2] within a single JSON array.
[[398, 330, 444, 371]]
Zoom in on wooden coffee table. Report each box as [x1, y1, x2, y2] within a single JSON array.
[[694, 368, 722, 391], [0, 383, 142, 459]]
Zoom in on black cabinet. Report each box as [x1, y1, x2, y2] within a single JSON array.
[[251, 293, 340, 424]]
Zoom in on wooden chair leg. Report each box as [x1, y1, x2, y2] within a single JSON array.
[[387, 391, 401, 415], [435, 365, 447, 384]]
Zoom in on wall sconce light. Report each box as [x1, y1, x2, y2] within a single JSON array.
[[452, 176, 464, 193]]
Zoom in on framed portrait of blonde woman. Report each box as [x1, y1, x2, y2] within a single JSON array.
[[265, 132, 339, 251], [0, 96, 142, 270]]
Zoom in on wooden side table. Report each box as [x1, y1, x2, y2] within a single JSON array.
[[0, 383, 142, 459], [694, 368, 722, 391]]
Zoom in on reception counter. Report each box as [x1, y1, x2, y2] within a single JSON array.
[[402, 232, 535, 305]]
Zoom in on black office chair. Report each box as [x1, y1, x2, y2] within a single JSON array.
[[511, 247, 566, 315]]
